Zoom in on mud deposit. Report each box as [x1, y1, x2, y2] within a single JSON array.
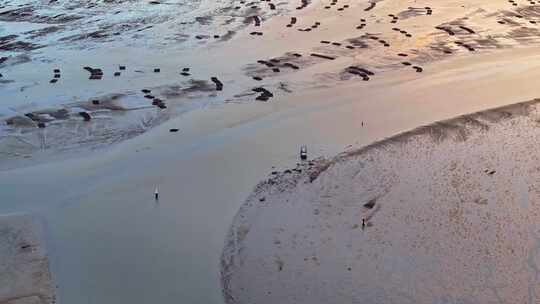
[[4, 0, 540, 167]]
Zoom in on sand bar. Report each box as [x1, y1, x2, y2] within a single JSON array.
[[222, 99, 540, 303]]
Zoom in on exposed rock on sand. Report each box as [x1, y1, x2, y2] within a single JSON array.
[[222, 98, 540, 304], [0, 214, 55, 304]]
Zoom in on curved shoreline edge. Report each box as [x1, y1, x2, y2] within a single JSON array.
[[220, 97, 540, 304]]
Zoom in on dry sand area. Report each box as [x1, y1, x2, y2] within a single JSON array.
[[222, 99, 540, 304], [0, 214, 55, 304]]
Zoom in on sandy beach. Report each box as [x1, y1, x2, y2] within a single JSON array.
[[4, 0, 540, 303]]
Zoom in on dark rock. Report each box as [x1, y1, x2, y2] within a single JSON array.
[[364, 198, 376, 209], [436, 26, 455, 36], [253, 87, 273, 101], [252, 15, 261, 26], [79, 112, 91, 121], [211, 77, 223, 91], [459, 26, 475, 34], [257, 60, 274, 67], [310, 53, 335, 60], [25, 113, 37, 120], [348, 66, 374, 75], [283, 63, 299, 69]]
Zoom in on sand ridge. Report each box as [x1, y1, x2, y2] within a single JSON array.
[[221, 98, 540, 303]]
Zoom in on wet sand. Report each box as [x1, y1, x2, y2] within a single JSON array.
[[0, 214, 55, 304], [5, 0, 540, 303]]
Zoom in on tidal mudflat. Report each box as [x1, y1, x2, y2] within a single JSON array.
[[4, 0, 540, 303]]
